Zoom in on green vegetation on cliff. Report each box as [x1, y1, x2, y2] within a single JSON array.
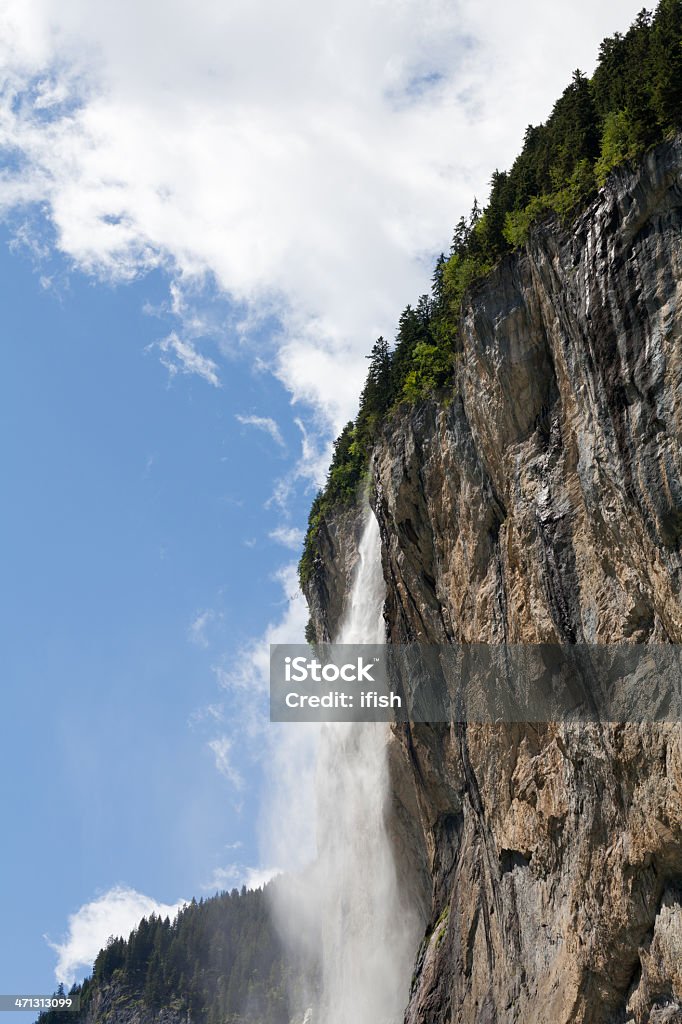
[[37, 886, 314, 1024], [299, 0, 682, 591]]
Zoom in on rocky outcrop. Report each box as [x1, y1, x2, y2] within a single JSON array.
[[305, 504, 366, 642], [74, 985, 186, 1024], [305, 136, 682, 1023]]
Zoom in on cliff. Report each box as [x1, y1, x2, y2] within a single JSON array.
[[304, 136, 682, 1023]]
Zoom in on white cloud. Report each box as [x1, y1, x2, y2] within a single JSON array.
[[244, 865, 281, 889], [201, 863, 280, 892], [46, 886, 186, 986], [188, 701, 224, 727], [154, 332, 221, 386], [0, 0, 647, 431], [269, 526, 304, 550], [188, 608, 215, 648], [208, 735, 244, 789], [9, 219, 51, 262], [267, 418, 331, 513], [235, 414, 286, 449]]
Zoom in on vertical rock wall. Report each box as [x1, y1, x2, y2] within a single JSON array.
[[305, 137, 682, 1023]]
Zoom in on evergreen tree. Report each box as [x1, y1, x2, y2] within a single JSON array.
[[651, 0, 682, 130], [431, 252, 447, 307], [359, 336, 391, 420], [450, 215, 470, 257]]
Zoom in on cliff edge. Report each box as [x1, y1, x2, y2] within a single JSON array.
[[304, 136, 682, 1024]]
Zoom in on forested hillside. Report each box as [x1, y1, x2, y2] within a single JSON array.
[[36, 885, 314, 1024]]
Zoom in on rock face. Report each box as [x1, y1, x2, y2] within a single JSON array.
[[304, 137, 682, 1023], [75, 986, 186, 1024]]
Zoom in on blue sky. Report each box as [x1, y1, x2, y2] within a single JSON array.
[[0, 226, 312, 997], [0, 0, 648, 1007]]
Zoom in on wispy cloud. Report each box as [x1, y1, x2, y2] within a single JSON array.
[[199, 561, 317, 876], [199, 561, 309, 821], [9, 220, 51, 262], [188, 609, 215, 648], [267, 417, 330, 512], [188, 702, 224, 727], [235, 414, 285, 450], [208, 736, 244, 789], [46, 886, 186, 986], [155, 332, 221, 387], [269, 526, 304, 550], [201, 864, 280, 893]]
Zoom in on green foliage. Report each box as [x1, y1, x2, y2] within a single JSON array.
[[503, 195, 549, 247], [357, 335, 392, 438], [389, 299, 437, 405], [298, 491, 324, 589], [401, 342, 452, 402], [297, 422, 370, 589], [548, 158, 597, 216], [594, 108, 643, 182], [650, 0, 682, 129], [503, 159, 597, 243], [326, 422, 366, 504], [492, 2, 681, 245], [442, 252, 492, 309]]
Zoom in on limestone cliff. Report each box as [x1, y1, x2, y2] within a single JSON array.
[[304, 136, 682, 1023]]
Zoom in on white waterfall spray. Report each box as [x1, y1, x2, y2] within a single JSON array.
[[266, 507, 420, 1024], [313, 509, 420, 1024], [336, 510, 387, 646]]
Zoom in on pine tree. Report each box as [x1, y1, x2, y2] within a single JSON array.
[[431, 253, 446, 306], [651, 0, 682, 130]]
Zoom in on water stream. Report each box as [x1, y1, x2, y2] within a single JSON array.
[[314, 509, 419, 1024]]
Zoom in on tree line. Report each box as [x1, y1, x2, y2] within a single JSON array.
[[37, 885, 315, 1024]]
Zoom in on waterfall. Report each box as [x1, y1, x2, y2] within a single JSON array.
[[336, 511, 387, 646], [267, 508, 420, 1024], [314, 508, 420, 1024]]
